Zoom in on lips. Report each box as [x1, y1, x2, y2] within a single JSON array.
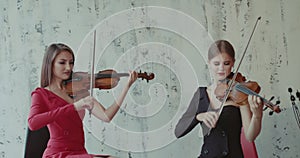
[[64, 72, 71, 77], [217, 72, 225, 76]]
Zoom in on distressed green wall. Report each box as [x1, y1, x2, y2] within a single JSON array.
[[0, 0, 299, 157]]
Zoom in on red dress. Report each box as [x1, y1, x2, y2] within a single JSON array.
[[28, 88, 93, 158]]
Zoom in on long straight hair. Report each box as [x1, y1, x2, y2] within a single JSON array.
[[40, 43, 74, 88]]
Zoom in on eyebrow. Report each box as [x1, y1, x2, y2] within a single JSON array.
[[213, 60, 231, 63], [57, 58, 73, 61]]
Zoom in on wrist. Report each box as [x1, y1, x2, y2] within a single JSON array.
[[252, 115, 262, 120], [74, 99, 85, 111], [73, 102, 81, 111]]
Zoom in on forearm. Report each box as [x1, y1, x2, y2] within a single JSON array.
[[29, 92, 77, 130], [28, 104, 75, 130], [93, 71, 137, 122], [240, 105, 263, 142], [103, 84, 130, 122], [245, 115, 262, 141]]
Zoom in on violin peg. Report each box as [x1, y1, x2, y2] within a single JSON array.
[[296, 90, 300, 101], [288, 88, 293, 93], [269, 111, 274, 116], [269, 96, 274, 102], [291, 95, 295, 102]]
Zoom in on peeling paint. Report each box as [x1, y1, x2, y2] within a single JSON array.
[[0, 0, 300, 158]]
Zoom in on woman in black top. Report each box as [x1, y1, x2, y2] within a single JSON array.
[[175, 40, 263, 158]]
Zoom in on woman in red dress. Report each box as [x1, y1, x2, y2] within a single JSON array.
[[28, 43, 137, 158]]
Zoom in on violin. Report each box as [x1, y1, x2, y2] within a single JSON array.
[[63, 69, 155, 98], [214, 72, 281, 114]]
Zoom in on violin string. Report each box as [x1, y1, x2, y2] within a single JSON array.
[[235, 84, 283, 114], [289, 89, 300, 129], [235, 84, 261, 99], [292, 104, 300, 129], [95, 73, 129, 79], [235, 83, 272, 105]]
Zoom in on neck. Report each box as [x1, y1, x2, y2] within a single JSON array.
[[211, 80, 220, 88], [49, 79, 64, 91], [208, 83, 217, 94]]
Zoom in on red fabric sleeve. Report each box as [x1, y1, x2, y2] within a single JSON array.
[[28, 91, 76, 131]]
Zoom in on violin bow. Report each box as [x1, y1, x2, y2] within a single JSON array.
[[89, 30, 97, 117], [206, 17, 261, 135]]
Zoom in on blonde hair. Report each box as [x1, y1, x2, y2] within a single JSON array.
[[208, 40, 235, 61]]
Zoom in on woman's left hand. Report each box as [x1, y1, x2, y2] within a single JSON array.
[[248, 95, 263, 118], [127, 71, 138, 87]]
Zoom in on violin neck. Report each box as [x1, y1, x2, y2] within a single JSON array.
[[95, 72, 150, 79], [235, 83, 264, 100], [235, 83, 280, 113], [95, 73, 129, 79]]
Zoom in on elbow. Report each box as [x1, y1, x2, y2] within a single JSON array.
[[174, 132, 181, 139], [27, 119, 38, 131], [245, 137, 255, 142], [174, 126, 183, 138], [101, 116, 112, 123], [28, 126, 38, 131], [28, 116, 44, 131], [244, 132, 259, 142], [174, 129, 180, 138], [103, 119, 111, 123], [28, 124, 34, 131]]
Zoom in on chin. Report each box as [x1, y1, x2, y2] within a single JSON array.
[[217, 75, 226, 81], [62, 75, 70, 80]]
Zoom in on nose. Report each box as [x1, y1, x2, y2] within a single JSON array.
[[65, 63, 72, 71], [219, 63, 225, 71]]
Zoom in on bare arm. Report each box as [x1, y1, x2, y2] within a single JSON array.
[[240, 95, 263, 142], [74, 71, 137, 122]]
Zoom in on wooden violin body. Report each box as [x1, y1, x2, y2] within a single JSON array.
[[63, 69, 154, 98], [215, 72, 281, 114]]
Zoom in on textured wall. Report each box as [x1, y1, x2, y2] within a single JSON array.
[[0, 0, 299, 157]]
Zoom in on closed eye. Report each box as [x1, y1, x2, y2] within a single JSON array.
[[224, 61, 231, 65]]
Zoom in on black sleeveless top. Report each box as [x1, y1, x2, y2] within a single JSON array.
[[175, 87, 243, 158]]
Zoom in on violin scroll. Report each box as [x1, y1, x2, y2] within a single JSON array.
[[137, 70, 155, 82]]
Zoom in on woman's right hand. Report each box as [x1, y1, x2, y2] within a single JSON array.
[[196, 111, 219, 128], [73, 96, 95, 111]]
